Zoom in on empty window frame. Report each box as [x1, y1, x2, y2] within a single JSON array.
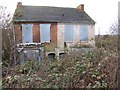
[[80, 25, 88, 41], [40, 24, 51, 43], [22, 24, 33, 43], [64, 24, 74, 42]]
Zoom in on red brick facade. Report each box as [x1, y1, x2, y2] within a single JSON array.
[[14, 22, 57, 51], [33, 23, 40, 43], [14, 24, 22, 43]]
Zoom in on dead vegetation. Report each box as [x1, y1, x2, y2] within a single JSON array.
[[2, 35, 118, 88]]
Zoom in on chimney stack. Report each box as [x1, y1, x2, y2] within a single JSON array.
[[77, 4, 84, 12], [17, 2, 22, 8]]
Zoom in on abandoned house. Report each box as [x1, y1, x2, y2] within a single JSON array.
[[12, 2, 95, 63]]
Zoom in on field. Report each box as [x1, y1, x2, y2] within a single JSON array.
[[2, 35, 119, 88]]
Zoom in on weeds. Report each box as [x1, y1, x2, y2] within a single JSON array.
[[2, 35, 118, 88]]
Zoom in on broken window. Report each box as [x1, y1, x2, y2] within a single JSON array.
[[40, 24, 50, 43], [80, 25, 88, 41], [64, 24, 73, 42], [22, 24, 33, 43]]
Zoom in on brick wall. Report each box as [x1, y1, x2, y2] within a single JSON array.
[[33, 23, 40, 43], [42, 23, 57, 51], [14, 22, 58, 51], [14, 24, 22, 43]]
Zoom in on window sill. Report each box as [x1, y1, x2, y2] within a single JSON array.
[[80, 40, 88, 42], [41, 42, 50, 44], [64, 41, 73, 43]]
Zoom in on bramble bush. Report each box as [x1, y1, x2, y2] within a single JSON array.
[[2, 35, 118, 88]]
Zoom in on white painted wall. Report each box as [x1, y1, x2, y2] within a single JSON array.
[[88, 25, 95, 47], [57, 23, 95, 50], [73, 24, 80, 44], [88, 25, 95, 40], [57, 23, 64, 50]]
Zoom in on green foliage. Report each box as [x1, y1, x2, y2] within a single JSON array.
[[87, 80, 108, 88], [73, 64, 86, 74], [18, 60, 40, 74]]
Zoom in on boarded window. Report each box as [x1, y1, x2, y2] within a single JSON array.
[[24, 50, 39, 61], [40, 24, 50, 43], [80, 25, 88, 41], [64, 24, 73, 42], [22, 24, 33, 43]]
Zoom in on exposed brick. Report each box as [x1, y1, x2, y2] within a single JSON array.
[[50, 23, 57, 47], [33, 23, 40, 43], [42, 23, 57, 51], [14, 22, 58, 50], [14, 24, 22, 43]]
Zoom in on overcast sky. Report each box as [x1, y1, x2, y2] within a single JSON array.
[[0, 0, 119, 35]]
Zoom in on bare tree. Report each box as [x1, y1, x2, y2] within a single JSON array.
[[0, 6, 13, 64], [109, 20, 119, 35], [0, 6, 12, 29]]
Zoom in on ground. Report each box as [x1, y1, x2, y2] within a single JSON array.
[[2, 35, 119, 88]]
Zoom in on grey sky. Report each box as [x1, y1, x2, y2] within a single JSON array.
[[0, 0, 119, 35]]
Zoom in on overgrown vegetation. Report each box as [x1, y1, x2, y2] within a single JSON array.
[[2, 35, 118, 88]]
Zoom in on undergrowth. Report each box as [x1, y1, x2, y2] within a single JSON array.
[[2, 35, 118, 88]]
